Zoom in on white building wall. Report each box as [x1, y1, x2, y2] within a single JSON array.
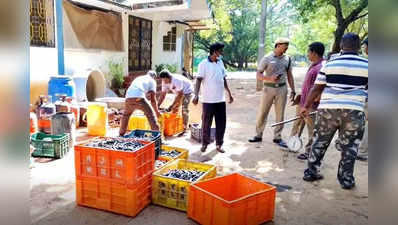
[[30, 9, 129, 104], [30, 47, 58, 80], [30, 7, 129, 79], [30, 4, 188, 103], [152, 22, 185, 73]]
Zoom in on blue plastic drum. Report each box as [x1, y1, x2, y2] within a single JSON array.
[[48, 75, 76, 102]]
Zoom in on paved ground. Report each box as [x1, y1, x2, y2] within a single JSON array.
[[30, 69, 368, 225]]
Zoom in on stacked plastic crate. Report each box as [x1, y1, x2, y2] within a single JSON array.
[[123, 129, 162, 159], [152, 159, 217, 211], [128, 112, 183, 137], [162, 113, 184, 136], [154, 145, 189, 171], [74, 137, 155, 217]]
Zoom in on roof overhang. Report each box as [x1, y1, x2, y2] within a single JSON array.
[[185, 20, 211, 31], [64, 0, 213, 28], [130, 0, 212, 22]]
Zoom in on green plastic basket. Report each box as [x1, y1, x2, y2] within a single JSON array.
[[31, 132, 69, 159]]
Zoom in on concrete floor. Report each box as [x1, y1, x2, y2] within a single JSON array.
[[30, 70, 368, 225]]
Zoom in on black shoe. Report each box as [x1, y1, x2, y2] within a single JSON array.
[[303, 169, 324, 182], [273, 139, 288, 148], [249, 137, 262, 143], [341, 183, 356, 190], [356, 155, 368, 161], [297, 153, 309, 160], [200, 145, 207, 153]]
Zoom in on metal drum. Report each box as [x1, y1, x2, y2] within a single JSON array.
[[51, 112, 76, 149]]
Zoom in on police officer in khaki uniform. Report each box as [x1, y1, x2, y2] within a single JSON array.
[[249, 38, 296, 148]]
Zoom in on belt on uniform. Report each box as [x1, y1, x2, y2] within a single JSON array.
[[263, 82, 286, 88], [128, 97, 144, 102]]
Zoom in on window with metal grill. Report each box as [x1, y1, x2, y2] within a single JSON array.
[[163, 27, 177, 52]]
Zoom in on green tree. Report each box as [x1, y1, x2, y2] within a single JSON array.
[[257, 0, 267, 90], [263, 0, 296, 53], [291, 0, 368, 53], [290, 5, 336, 56], [195, 0, 260, 70]]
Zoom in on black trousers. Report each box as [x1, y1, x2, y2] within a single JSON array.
[[202, 102, 226, 146]]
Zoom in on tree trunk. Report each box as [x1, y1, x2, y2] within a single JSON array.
[[238, 61, 244, 70], [257, 0, 267, 91], [332, 25, 347, 53], [330, 0, 368, 53]]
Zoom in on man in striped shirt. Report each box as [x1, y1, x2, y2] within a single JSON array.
[[300, 33, 368, 189]]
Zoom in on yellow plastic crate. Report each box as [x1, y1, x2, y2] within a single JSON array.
[[155, 158, 172, 171], [128, 114, 151, 131], [152, 159, 216, 211], [158, 145, 189, 161], [128, 113, 164, 137]]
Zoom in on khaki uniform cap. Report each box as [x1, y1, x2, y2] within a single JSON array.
[[275, 37, 290, 45]]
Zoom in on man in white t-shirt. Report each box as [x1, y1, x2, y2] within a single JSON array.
[[119, 71, 161, 136], [193, 42, 234, 153], [158, 70, 194, 134]]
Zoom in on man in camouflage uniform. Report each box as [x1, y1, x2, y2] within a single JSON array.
[[356, 37, 368, 161], [300, 33, 368, 189]]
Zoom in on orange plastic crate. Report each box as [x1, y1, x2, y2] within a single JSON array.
[[74, 138, 155, 188], [38, 118, 51, 133], [163, 113, 184, 136], [188, 173, 276, 225], [76, 175, 152, 217]]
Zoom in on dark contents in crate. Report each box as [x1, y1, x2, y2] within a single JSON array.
[[155, 160, 168, 169], [128, 132, 156, 141], [85, 138, 144, 151], [163, 169, 205, 182], [159, 149, 181, 158]]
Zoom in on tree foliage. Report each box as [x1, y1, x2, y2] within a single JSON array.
[[195, 0, 260, 69], [291, 0, 368, 52], [194, 0, 368, 70], [290, 4, 336, 56]]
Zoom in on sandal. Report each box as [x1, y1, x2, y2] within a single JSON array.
[[216, 145, 225, 153]]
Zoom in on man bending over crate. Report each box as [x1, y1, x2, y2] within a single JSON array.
[[119, 71, 161, 136], [158, 69, 194, 135]]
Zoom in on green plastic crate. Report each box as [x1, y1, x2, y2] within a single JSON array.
[[31, 132, 69, 159]]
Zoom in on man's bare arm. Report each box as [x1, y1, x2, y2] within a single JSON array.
[[192, 77, 203, 105]]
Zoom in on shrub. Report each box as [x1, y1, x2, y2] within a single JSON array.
[[106, 58, 125, 89], [155, 63, 178, 74]]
